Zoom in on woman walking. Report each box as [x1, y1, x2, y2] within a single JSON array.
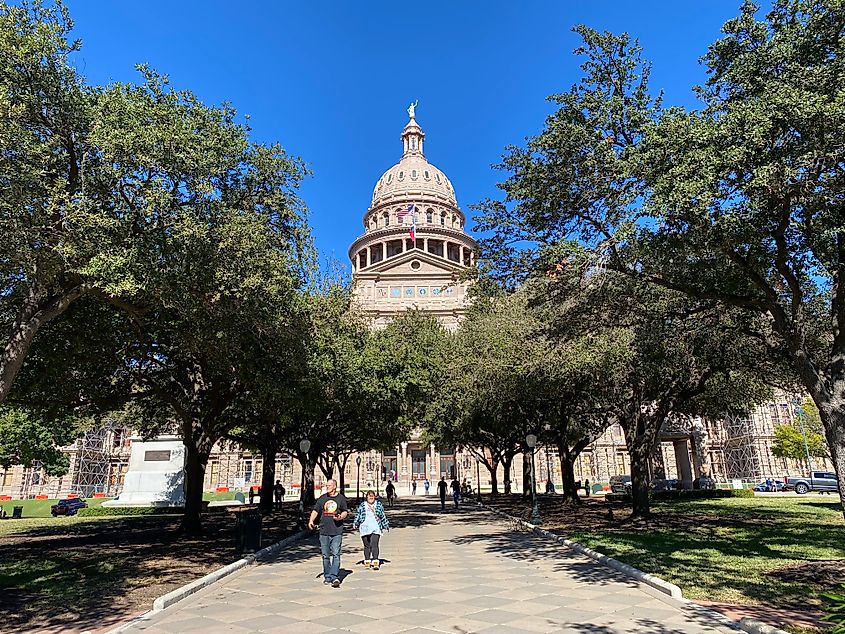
[[352, 490, 390, 570]]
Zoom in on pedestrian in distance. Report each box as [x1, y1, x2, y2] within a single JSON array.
[[308, 479, 349, 588], [584, 478, 591, 498], [450, 477, 461, 509], [353, 490, 390, 570], [424, 479, 430, 495], [437, 476, 448, 510], [385, 480, 396, 507], [412, 480, 417, 495], [249, 486, 256, 505], [274, 480, 285, 511]]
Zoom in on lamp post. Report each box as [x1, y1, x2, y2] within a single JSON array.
[[356, 455, 362, 502], [475, 454, 482, 502], [298, 439, 311, 528], [794, 400, 814, 473], [526, 434, 541, 525]]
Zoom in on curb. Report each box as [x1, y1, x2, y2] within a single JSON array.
[[104, 528, 310, 633], [483, 503, 790, 634]]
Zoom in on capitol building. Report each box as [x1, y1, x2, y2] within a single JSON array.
[[0, 108, 832, 500], [348, 104, 476, 331]]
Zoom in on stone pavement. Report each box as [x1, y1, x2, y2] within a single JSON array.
[[124, 497, 739, 634]]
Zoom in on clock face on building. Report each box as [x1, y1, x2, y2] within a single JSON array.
[[405, 287, 414, 297]]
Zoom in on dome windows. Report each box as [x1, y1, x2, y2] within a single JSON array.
[[440, 212, 446, 226], [424, 170, 431, 180], [387, 174, 393, 184], [398, 171, 404, 180], [411, 169, 418, 179], [434, 173, 441, 184], [426, 209, 433, 224]]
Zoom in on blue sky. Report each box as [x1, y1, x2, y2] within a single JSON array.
[[64, 1, 760, 272]]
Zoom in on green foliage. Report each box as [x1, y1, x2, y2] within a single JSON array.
[[772, 424, 829, 460], [650, 488, 753, 501], [821, 583, 845, 633], [77, 506, 183, 517], [0, 406, 79, 475]]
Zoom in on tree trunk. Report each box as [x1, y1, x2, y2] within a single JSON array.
[[622, 409, 664, 520], [486, 457, 500, 495], [299, 453, 317, 508], [522, 451, 532, 497], [502, 455, 513, 494], [817, 401, 845, 519], [180, 438, 209, 535], [557, 447, 580, 506], [259, 441, 277, 514]]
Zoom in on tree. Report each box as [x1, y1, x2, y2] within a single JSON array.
[[474, 9, 844, 513], [0, 406, 79, 476]]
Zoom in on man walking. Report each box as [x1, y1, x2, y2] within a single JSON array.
[[450, 477, 461, 509], [273, 480, 285, 511], [308, 479, 349, 588], [385, 480, 396, 507], [437, 476, 448, 511]]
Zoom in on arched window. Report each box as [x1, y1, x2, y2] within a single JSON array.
[[440, 212, 446, 226], [452, 215, 457, 227], [411, 169, 417, 179], [383, 212, 390, 227], [426, 209, 433, 224]]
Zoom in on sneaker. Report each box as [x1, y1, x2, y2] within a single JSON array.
[[363, 559, 370, 567], [323, 579, 331, 585], [331, 578, 341, 588], [372, 561, 380, 570]]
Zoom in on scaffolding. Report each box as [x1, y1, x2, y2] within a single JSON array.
[[722, 413, 764, 481], [71, 423, 128, 497]]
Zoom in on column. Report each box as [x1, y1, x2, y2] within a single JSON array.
[[382, 242, 387, 261], [430, 443, 437, 475], [402, 238, 407, 253], [673, 439, 694, 490], [400, 441, 408, 478], [691, 420, 711, 483]]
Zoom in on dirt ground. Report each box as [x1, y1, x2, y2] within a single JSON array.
[[0, 504, 300, 634]]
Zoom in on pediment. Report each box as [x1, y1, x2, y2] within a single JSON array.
[[363, 249, 463, 277]]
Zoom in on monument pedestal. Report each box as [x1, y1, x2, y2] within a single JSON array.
[[104, 436, 186, 507]]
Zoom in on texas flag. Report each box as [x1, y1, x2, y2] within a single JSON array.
[[398, 204, 417, 242]]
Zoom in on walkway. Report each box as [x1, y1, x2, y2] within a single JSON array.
[[124, 498, 737, 634]]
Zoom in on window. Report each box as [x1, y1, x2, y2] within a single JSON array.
[[398, 171, 404, 180], [387, 174, 393, 184], [410, 260, 421, 270], [426, 209, 433, 223], [383, 212, 390, 227], [435, 173, 441, 184], [404, 287, 414, 297], [411, 169, 417, 179], [440, 212, 446, 226], [424, 170, 430, 180]]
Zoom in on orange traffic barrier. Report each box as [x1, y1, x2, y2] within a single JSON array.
[[67, 493, 79, 498], [35, 494, 48, 499], [93, 492, 106, 498], [215, 487, 229, 493]]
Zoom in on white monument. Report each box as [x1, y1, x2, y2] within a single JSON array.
[[103, 435, 186, 507]]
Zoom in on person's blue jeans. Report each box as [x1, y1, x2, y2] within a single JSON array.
[[453, 491, 460, 508], [319, 533, 342, 581]]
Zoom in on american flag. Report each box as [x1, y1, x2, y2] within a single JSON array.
[[397, 203, 416, 218]]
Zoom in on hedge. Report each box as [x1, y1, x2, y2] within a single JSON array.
[[605, 488, 755, 504], [77, 506, 184, 517]]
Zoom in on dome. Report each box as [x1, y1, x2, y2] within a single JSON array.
[[371, 155, 457, 208], [369, 112, 458, 209]]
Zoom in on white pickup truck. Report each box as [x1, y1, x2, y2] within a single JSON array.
[[784, 471, 839, 495]]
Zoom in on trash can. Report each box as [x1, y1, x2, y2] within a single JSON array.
[[12, 506, 23, 519], [234, 508, 262, 556]]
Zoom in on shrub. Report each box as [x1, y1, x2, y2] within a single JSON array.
[[605, 492, 631, 503], [649, 488, 754, 501], [78, 506, 184, 517], [821, 583, 845, 633], [723, 488, 754, 498]]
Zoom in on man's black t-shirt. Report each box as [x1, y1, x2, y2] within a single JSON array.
[[312, 493, 348, 536], [437, 480, 448, 498]]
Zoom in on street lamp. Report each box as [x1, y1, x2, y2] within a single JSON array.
[[298, 439, 311, 527], [525, 434, 541, 525], [793, 400, 814, 473], [475, 454, 482, 502], [356, 455, 362, 502]]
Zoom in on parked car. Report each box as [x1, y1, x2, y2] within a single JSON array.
[[652, 478, 680, 492], [753, 479, 785, 492], [51, 498, 88, 516], [609, 475, 632, 494], [784, 471, 838, 495]]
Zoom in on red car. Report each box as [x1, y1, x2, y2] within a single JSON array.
[[51, 498, 88, 516]]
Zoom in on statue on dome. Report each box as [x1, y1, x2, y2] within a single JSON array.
[[407, 100, 418, 119]]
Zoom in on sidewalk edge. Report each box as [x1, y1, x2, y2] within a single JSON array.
[[104, 528, 310, 633], [483, 503, 789, 634]]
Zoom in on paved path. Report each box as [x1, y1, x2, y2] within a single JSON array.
[[125, 498, 737, 634]]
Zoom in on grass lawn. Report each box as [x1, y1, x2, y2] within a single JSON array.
[[488, 494, 843, 624], [0, 503, 301, 632], [571, 497, 844, 608]]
